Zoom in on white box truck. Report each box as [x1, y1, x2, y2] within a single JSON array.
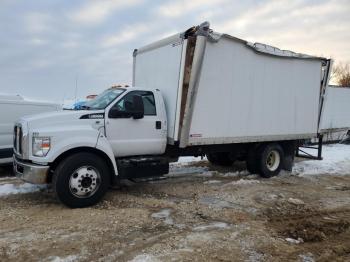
[[0, 94, 61, 164], [13, 22, 331, 207]]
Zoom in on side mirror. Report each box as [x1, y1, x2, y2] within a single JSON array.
[[132, 95, 144, 119]]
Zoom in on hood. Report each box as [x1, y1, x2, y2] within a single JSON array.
[[19, 109, 105, 131]]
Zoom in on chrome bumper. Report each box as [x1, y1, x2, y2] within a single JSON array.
[[13, 156, 49, 184]]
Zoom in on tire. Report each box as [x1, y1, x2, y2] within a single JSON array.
[[257, 143, 284, 178], [207, 152, 234, 166], [53, 152, 110, 208]]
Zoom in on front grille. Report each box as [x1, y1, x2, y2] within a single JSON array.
[[13, 126, 17, 152], [13, 125, 23, 155], [19, 127, 22, 154]]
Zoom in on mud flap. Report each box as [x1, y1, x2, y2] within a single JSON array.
[[283, 154, 294, 171]]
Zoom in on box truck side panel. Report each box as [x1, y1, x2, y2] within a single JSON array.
[[188, 37, 323, 145], [320, 87, 350, 132], [133, 36, 185, 143]]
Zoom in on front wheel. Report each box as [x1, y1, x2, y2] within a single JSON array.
[[53, 152, 110, 208]]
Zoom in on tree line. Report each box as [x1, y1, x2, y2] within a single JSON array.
[[332, 62, 350, 87]]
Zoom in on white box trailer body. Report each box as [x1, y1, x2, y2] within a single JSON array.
[[133, 22, 329, 148], [0, 94, 62, 164]]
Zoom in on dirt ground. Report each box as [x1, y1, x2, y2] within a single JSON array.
[[0, 160, 349, 262]]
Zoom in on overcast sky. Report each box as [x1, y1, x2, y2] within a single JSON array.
[[0, 0, 349, 103]]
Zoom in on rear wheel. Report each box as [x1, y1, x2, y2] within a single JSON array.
[[257, 143, 284, 178], [53, 152, 110, 208], [207, 152, 234, 166]]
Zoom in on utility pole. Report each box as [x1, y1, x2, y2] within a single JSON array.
[[74, 74, 78, 103]]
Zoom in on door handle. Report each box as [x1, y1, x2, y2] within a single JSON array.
[[156, 121, 161, 129]]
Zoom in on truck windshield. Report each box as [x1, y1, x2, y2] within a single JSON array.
[[82, 88, 125, 110]]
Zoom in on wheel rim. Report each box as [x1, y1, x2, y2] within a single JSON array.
[[69, 166, 101, 198], [266, 150, 280, 171]]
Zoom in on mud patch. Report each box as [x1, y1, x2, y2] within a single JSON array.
[[284, 219, 349, 242], [267, 208, 350, 243], [334, 186, 350, 191]]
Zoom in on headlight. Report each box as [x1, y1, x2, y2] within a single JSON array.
[[32, 136, 51, 157]]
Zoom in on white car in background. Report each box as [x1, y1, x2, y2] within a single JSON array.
[[0, 94, 61, 164]]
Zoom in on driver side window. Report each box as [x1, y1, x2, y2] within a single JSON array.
[[115, 93, 133, 112], [113, 91, 156, 116]]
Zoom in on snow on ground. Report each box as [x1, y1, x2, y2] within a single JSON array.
[[203, 180, 222, 184], [226, 179, 260, 186], [192, 222, 230, 231], [169, 157, 209, 177], [168, 166, 209, 177], [151, 209, 174, 225], [219, 170, 250, 177], [129, 254, 161, 262], [293, 144, 350, 176], [0, 183, 46, 197], [47, 255, 80, 262], [177, 156, 206, 163]]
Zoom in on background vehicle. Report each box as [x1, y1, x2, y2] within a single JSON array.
[[13, 22, 336, 207], [0, 94, 61, 164], [319, 85, 350, 133]]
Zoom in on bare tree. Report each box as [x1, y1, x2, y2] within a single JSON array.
[[333, 62, 350, 87]]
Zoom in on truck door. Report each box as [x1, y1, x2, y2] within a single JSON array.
[[105, 90, 167, 157]]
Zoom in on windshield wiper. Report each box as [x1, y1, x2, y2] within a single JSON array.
[[80, 105, 91, 110]]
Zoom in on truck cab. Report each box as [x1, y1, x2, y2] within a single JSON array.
[[13, 87, 168, 207], [105, 88, 167, 157]]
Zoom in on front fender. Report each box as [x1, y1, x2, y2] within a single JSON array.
[[96, 133, 118, 176], [29, 127, 100, 163], [28, 126, 118, 177]]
